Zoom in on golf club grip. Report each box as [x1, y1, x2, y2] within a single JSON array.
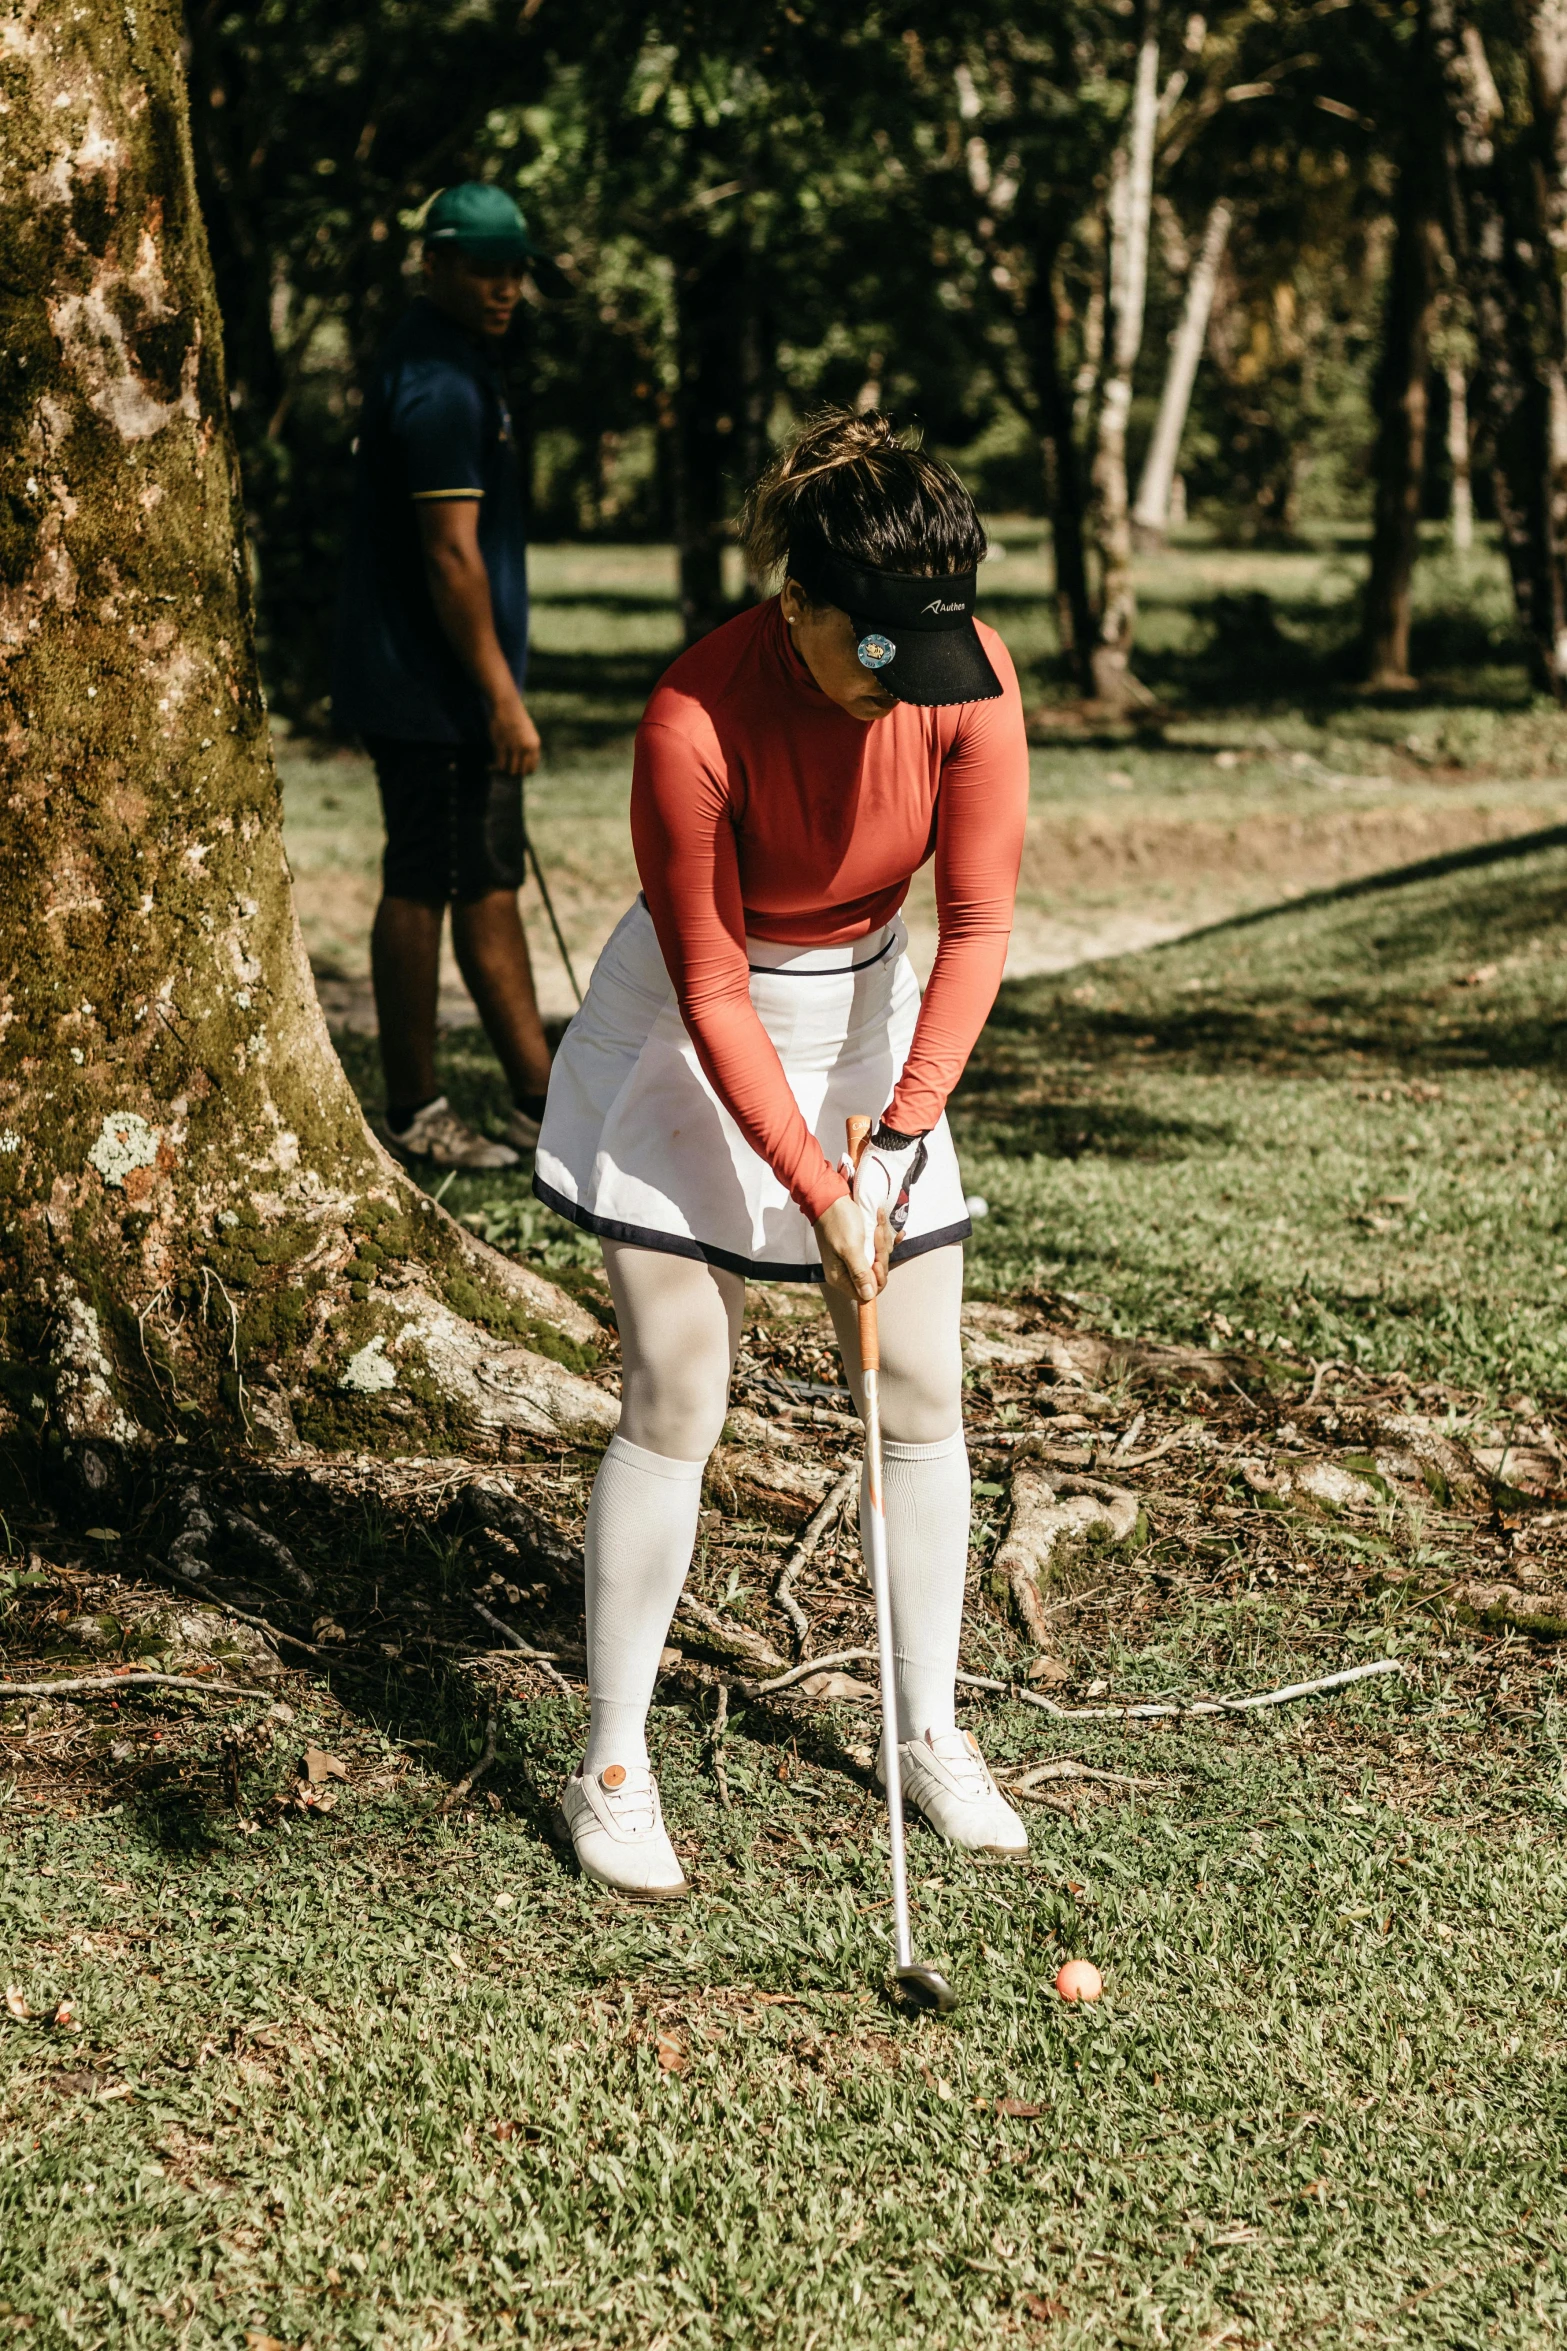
[[844, 1116, 879, 1371]]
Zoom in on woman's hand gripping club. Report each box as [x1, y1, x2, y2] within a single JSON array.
[[814, 1180, 889, 1305]]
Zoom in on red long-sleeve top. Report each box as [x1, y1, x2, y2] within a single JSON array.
[[630, 597, 1029, 1223]]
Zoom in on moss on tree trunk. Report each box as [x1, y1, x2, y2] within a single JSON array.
[[0, 0, 613, 1501]]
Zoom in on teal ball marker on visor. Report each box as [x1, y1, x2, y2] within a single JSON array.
[[787, 522, 1003, 706]]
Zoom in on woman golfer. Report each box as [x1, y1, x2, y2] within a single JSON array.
[[535, 409, 1031, 1894]]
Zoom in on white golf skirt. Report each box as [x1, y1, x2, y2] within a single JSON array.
[[533, 896, 972, 1282]]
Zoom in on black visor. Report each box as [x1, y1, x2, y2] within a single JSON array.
[[786, 529, 1002, 706]]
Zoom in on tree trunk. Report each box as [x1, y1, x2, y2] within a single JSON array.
[[1132, 197, 1231, 544], [1362, 161, 1441, 686], [0, 0, 613, 1505], [1447, 361, 1475, 549], [1523, 1, 1567, 578], [1087, 14, 1160, 708], [672, 232, 739, 644], [1023, 256, 1096, 694], [1432, 0, 1567, 695]]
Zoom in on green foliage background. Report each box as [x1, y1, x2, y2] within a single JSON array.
[[185, 0, 1456, 723]]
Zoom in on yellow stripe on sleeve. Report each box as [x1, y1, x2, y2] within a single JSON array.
[[410, 487, 485, 501]]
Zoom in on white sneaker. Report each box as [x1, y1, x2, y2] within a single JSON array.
[[882, 1729, 1029, 1858], [386, 1096, 519, 1171], [555, 1764, 689, 1899], [502, 1104, 543, 1151]]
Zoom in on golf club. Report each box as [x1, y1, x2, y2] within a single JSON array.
[[523, 823, 583, 1008], [846, 1114, 958, 2017]]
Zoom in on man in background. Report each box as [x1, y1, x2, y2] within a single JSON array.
[[333, 182, 553, 1170]]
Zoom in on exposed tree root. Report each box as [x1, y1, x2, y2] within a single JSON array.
[[989, 1454, 1143, 1642]]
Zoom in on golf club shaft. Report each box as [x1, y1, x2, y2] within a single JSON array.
[[860, 1308, 915, 1976], [523, 824, 583, 1008]]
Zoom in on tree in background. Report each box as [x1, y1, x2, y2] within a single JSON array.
[[567, 6, 914, 643], [1, 0, 612, 1508], [170, 0, 1567, 712], [1361, 2, 1446, 688], [1433, 0, 1567, 699], [1133, 196, 1232, 544]]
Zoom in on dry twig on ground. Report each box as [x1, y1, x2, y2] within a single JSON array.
[[471, 1602, 577, 1698], [434, 1710, 497, 1815], [711, 1682, 733, 1811], [955, 1656, 1401, 1720], [775, 1465, 857, 1655], [0, 1671, 272, 1702]]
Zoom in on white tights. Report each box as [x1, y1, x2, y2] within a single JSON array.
[[581, 1242, 969, 1774]]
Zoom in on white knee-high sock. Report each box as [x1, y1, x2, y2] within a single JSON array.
[[583, 1434, 705, 1775], [862, 1428, 970, 1744]]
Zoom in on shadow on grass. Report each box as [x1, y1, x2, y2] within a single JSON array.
[[953, 1072, 1233, 1161], [1181, 820, 1567, 946], [969, 824, 1567, 1075]]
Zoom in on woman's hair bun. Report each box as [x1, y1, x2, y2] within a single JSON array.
[[739, 405, 985, 587]]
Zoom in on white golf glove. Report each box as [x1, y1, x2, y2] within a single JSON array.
[[842, 1124, 929, 1259]]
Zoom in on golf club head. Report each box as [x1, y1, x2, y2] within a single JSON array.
[[895, 1963, 958, 2015]]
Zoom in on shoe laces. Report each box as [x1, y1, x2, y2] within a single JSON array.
[[922, 1729, 996, 1799], [595, 1768, 660, 1837]]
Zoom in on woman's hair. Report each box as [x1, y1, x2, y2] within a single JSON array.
[[738, 407, 986, 589]]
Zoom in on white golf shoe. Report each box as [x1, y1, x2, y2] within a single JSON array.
[[555, 1764, 689, 1899], [883, 1729, 1029, 1858]]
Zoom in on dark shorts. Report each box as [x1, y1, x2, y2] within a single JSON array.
[[365, 736, 526, 904]]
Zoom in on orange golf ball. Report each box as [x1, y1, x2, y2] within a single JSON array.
[[1055, 1959, 1103, 2005]]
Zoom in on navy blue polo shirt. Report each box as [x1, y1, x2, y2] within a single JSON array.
[[332, 300, 529, 745]]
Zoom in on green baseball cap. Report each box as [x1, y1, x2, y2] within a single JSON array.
[[422, 182, 545, 265]]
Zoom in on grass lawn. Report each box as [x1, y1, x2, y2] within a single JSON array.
[[6, 534, 1567, 2347]]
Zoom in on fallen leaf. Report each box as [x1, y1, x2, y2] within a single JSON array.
[[311, 1618, 348, 1644], [1024, 2294, 1068, 2322], [245, 2334, 289, 2351], [82, 1527, 121, 1543], [996, 2096, 1044, 2118], [4, 1985, 29, 2021], [303, 1747, 348, 1784], [51, 1997, 77, 2030], [798, 1670, 878, 1700], [657, 1645, 683, 1670], [655, 2031, 687, 2074], [1028, 1656, 1071, 1686]]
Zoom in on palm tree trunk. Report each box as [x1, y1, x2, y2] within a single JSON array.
[[1132, 197, 1231, 543], [1087, 13, 1160, 708], [1447, 361, 1475, 550], [1362, 150, 1442, 686], [1433, 0, 1567, 695], [1024, 256, 1096, 693]]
